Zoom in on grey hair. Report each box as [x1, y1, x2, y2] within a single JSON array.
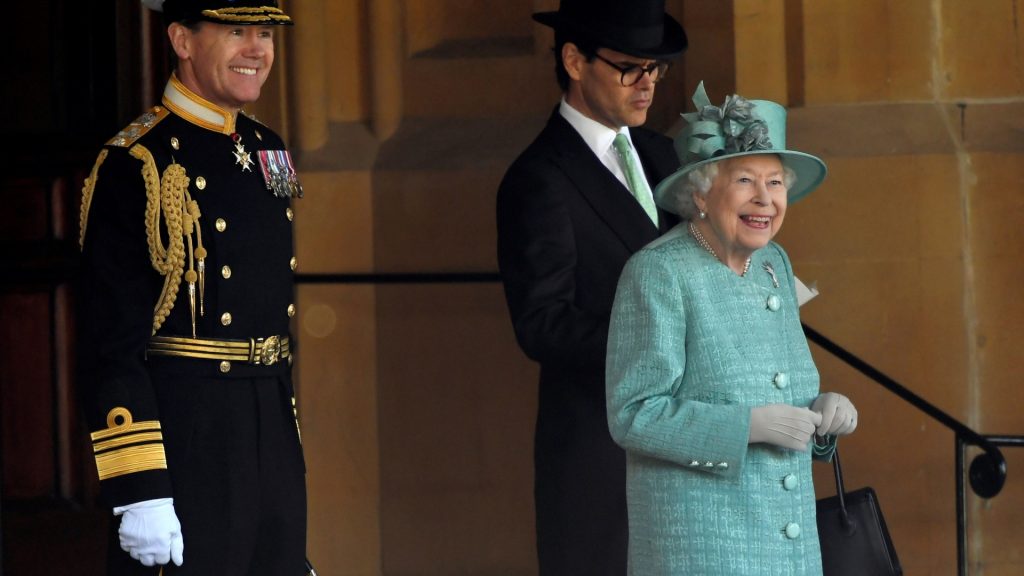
[[671, 156, 798, 220]]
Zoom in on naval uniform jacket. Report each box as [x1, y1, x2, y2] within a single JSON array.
[[496, 108, 679, 575], [607, 227, 835, 575], [79, 74, 306, 572]]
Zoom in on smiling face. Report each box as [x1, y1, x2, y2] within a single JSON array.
[[169, 22, 275, 112], [692, 154, 789, 269], [563, 45, 657, 129]]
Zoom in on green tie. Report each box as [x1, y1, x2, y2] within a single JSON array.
[[612, 133, 659, 226]]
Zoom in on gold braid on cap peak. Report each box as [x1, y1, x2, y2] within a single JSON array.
[[201, 6, 292, 23], [132, 144, 206, 336]]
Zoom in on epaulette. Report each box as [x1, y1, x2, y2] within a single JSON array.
[[106, 106, 170, 148]]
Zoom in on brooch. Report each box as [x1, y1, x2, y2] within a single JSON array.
[[762, 261, 779, 288]]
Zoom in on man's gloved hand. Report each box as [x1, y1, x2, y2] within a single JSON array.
[[749, 404, 823, 452], [811, 392, 858, 436], [113, 497, 184, 567]]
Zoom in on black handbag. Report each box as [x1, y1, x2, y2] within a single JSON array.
[[816, 449, 903, 575]]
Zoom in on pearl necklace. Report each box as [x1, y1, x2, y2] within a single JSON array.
[[688, 221, 751, 277]]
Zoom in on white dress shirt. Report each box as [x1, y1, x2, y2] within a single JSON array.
[[558, 98, 656, 209]]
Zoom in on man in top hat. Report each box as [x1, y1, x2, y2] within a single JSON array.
[[78, 1, 306, 573], [495, 0, 687, 573]]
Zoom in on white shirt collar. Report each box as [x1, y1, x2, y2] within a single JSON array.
[[559, 98, 632, 158]]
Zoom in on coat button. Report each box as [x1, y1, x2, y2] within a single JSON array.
[[216, 218, 227, 232], [170, 137, 180, 150], [773, 372, 789, 389], [221, 312, 232, 326], [219, 361, 231, 373], [767, 295, 781, 311], [783, 474, 798, 491], [221, 265, 231, 279], [287, 304, 296, 317], [290, 257, 297, 271], [785, 523, 801, 539], [195, 176, 207, 190], [286, 207, 294, 221]]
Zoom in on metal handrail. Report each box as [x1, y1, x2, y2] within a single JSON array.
[[801, 323, 1007, 496], [299, 272, 1021, 575], [802, 323, 1019, 576]]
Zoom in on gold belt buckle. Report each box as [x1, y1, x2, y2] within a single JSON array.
[[254, 335, 282, 366]]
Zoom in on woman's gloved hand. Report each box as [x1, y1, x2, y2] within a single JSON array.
[[811, 392, 858, 436], [749, 404, 822, 452], [114, 497, 184, 567]]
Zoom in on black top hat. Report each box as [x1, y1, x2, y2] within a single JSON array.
[[149, 0, 294, 26], [533, 0, 687, 59]]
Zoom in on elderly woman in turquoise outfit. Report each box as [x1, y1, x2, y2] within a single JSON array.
[[606, 82, 859, 576]]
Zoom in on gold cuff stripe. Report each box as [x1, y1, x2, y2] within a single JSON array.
[[92, 430, 164, 453], [95, 444, 168, 481]]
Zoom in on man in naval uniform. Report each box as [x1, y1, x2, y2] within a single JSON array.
[[78, 1, 306, 573]]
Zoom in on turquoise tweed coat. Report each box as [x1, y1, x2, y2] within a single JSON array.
[[607, 224, 832, 576]]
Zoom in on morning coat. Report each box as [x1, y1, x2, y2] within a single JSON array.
[[496, 108, 679, 575]]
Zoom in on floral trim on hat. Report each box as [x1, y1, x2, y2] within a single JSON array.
[[681, 82, 773, 164]]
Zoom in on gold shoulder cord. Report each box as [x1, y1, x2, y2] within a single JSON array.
[[79, 150, 109, 250], [78, 140, 207, 337], [131, 144, 206, 336]]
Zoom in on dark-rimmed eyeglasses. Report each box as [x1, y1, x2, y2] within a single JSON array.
[[593, 53, 671, 86]]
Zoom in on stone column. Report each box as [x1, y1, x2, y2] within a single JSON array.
[[369, 0, 402, 140], [286, 0, 329, 151]]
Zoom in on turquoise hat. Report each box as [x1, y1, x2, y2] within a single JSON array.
[[653, 82, 826, 214]]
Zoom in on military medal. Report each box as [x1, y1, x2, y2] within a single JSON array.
[[231, 133, 254, 172], [257, 149, 304, 198]]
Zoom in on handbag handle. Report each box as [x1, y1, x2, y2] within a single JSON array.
[[830, 448, 857, 534]]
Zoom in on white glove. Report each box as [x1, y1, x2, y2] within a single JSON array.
[[811, 392, 858, 436], [114, 497, 184, 567], [749, 404, 822, 452]]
